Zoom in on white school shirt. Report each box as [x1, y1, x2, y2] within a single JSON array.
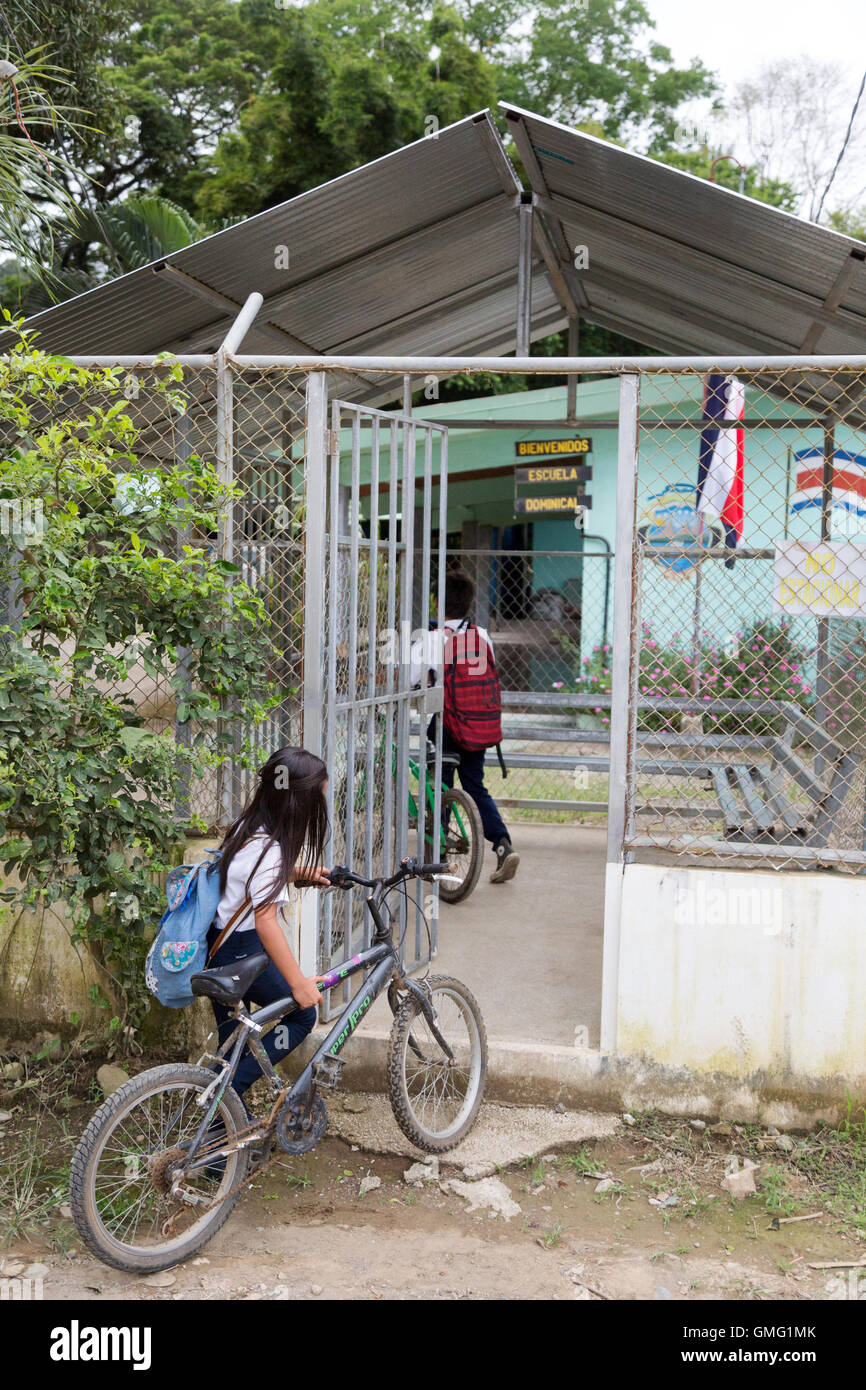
[[216, 834, 294, 934], [408, 618, 494, 689]]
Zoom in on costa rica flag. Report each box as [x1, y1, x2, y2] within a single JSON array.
[[696, 373, 745, 568], [791, 447, 866, 523]]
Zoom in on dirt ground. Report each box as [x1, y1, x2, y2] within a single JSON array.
[[4, 1088, 866, 1302]]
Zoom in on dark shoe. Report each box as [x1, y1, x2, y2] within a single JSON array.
[[490, 838, 519, 883], [204, 1100, 261, 1178]]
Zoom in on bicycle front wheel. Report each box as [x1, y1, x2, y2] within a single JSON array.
[[427, 788, 484, 903], [387, 975, 487, 1152], [69, 1063, 250, 1273]]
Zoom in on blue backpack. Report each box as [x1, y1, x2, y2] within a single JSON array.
[[145, 851, 251, 1008]]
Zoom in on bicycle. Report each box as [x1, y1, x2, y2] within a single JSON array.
[[347, 733, 484, 904], [69, 857, 488, 1274], [410, 741, 484, 904]]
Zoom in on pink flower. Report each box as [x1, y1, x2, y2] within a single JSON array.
[[552, 681, 563, 689]]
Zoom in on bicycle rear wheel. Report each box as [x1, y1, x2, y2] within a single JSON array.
[[69, 1063, 250, 1273], [387, 975, 487, 1152], [426, 788, 484, 903]]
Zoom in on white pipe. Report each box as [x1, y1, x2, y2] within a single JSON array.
[[220, 292, 264, 356], [600, 373, 640, 1055], [58, 355, 216, 367], [227, 352, 866, 373]]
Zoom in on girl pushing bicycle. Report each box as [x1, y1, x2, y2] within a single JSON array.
[[70, 746, 486, 1273], [206, 746, 332, 1101]]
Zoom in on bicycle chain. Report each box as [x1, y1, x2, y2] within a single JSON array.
[[169, 1086, 313, 1211]]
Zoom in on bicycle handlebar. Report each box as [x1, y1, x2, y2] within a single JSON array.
[[327, 858, 454, 892]]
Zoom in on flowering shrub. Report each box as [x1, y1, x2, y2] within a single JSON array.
[[560, 620, 813, 736]]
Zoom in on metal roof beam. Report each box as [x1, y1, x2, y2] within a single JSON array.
[[504, 108, 590, 323], [799, 248, 866, 352], [154, 263, 316, 353], [155, 262, 378, 389], [472, 111, 523, 197], [528, 201, 585, 320]]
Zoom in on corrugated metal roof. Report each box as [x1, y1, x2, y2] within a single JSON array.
[[501, 103, 866, 359], [10, 102, 866, 406], [8, 112, 530, 372]]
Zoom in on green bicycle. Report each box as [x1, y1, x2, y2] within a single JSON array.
[[346, 730, 484, 904], [409, 742, 484, 904]]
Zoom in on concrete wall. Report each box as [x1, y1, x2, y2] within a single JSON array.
[[617, 861, 866, 1108]]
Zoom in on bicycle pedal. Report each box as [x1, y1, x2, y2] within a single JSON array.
[[312, 1055, 344, 1090]]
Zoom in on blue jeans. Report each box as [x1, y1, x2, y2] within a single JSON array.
[[440, 727, 509, 847], [206, 929, 318, 1097]]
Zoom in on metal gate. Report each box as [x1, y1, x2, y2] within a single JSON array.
[[303, 373, 448, 1019]]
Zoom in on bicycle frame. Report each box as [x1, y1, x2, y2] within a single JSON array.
[[182, 889, 451, 1178], [407, 754, 470, 851]]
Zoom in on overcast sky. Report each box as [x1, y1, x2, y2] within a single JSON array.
[[649, 0, 864, 81], [646, 0, 866, 214]]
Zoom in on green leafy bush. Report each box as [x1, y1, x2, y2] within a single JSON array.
[[0, 321, 275, 1044]]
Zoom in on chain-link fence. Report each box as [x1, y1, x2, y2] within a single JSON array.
[[8, 339, 866, 895], [623, 367, 866, 872], [0, 358, 309, 833], [228, 367, 308, 822]]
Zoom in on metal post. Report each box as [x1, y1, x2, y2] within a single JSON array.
[[516, 194, 534, 357], [566, 316, 579, 420], [396, 413, 416, 958], [215, 350, 234, 566], [300, 371, 329, 977], [302, 372, 329, 757], [601, 373, 640, 1055], [174, 410, 194, 823], [815, 422, 834, 777], [214, 345, 236, 824]]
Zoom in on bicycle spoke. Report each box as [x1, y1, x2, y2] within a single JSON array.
[[401, 986, 478, 1137], [88, 1082, 237, 1254]]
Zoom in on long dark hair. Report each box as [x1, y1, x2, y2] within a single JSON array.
[[217, 747, 329, 906]]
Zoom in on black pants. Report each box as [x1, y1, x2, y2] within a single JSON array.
[[206, 929, 317, 1097], [440, 726, 509, 847]]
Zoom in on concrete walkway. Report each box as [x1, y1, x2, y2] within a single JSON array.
[[429, 823, 606, 1049], [361, 822, 605, 1050]]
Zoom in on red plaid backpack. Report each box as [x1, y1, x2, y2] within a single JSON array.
[[442, 620, 503, 751]]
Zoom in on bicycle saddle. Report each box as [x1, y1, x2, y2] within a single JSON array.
[[191, 952, 269, 1005]]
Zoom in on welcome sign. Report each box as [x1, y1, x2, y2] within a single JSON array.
[[515, 437, 592, 457], [772, 540, 866, 617]]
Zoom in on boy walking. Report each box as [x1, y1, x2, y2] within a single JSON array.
[[411, 571, 519, 884]]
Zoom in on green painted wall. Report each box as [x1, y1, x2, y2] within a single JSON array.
[[339, 380, 866, 672]]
